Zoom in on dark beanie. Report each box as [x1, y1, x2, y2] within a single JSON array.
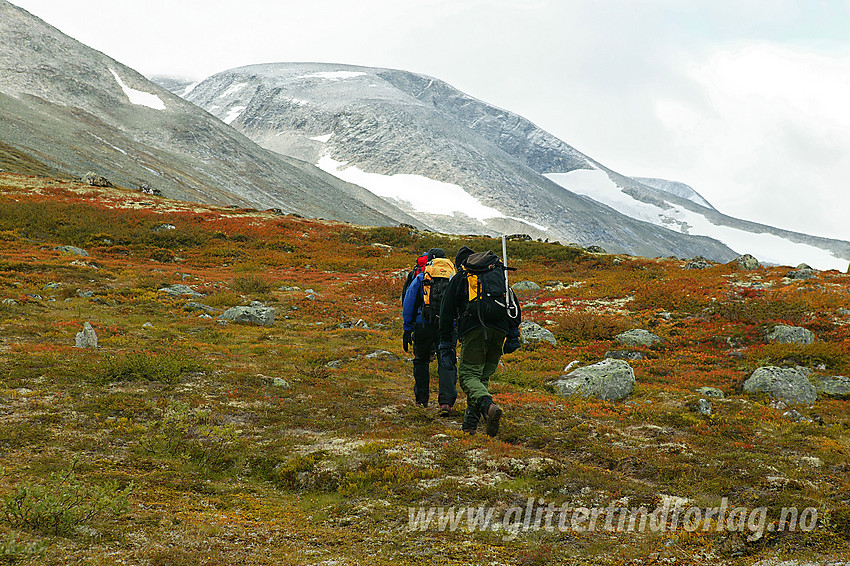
[[454, 246, 475, 270], [427, 248, 446, 260]]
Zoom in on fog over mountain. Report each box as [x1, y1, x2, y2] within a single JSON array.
[[177, 62, 850, 269]]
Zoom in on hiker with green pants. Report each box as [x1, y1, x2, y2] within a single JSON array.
[[438, 246, 522, 436]]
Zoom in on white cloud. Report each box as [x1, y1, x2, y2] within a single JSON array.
[[649, 43, 850, 240]]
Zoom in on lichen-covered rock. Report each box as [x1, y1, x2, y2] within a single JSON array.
[[519, 321, 557, 346], [766, 324, 815, 345], [159, 284, 204, 298], [785, 265, 817, 280], [54, 245, 89, 257], [605, 350, 645, 361], [615, 329, 661, 347], [75, 322, 98, 348], [82, 171, 112, 187], [219, 301, 275, 326], [815, 375, 850, 399], [743, 366, 817, 405], [695, 387, 725, 399], [727, 254, 760, 271], [552, 359, 635, 401], [684, 257, 713, 269], [512, 281, 541, 292]]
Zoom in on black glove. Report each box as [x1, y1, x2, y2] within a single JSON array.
[[503, 335, 521, 354], [438, 341, 456, 371], [403, 330, 412, 352]]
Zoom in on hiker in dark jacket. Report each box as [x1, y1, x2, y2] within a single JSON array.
[[402, 248, 457, 414], [438, 247, 521, 436]]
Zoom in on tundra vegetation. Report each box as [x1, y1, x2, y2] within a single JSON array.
[[0, 173, 848, 564]]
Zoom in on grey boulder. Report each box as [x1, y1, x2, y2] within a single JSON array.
[[728, 254, 760, 271], [815, 375, 850, 399], [219, 301, 275, 326], [54, 245, 89, 257], [766, 324, 815, 345], [512, 281, 541, 292], [74, 322, 98, 348], [615, 329, 662, 347], [519, 321, 557, 346], [159, 284, 204, 298], [743, 366, 817, 405], [552, 359, 635, 401]]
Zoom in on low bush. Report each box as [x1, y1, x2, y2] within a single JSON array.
[[99, 352, 204, 384], [2, 472, 131, 536]]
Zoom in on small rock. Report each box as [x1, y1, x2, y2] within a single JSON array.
[[353, 319, 369, 329], [272, 377, 291, 388], [76, 289, 94, 298], [584, 245, 607, 254], [185, 302, 220, 314], [786, 266, 817, 280], [744, 366, 817, 405], [615, 329, 662, 347], [512, 281, 541, 292], [685, 257, 713, 269], [837, 308, 850, 316], [727, 254, 760, 271], [658, 311, 673, 320], [151, 224, 176, 232], [519, 321, 557, 346], [142, 322, 153, 328], [695, 387, 725, 399], [325, 360, 343, 369], [82, 171, 112, 187], [692, 398, 712, 416], [74, 322, 98, 349], [815, 375, 850, 399], [364, 350, 399, 361], [54, 245, 89, 257], [1, 298, 18, 306], [219, 303, 275, 327], [25, 294, 43, 301], [42, 282, 62, 290], [766, 324, 815, 345], [605, 350, 645, 361], [782, 409, 812, 423], [159, 284, 204, 298]]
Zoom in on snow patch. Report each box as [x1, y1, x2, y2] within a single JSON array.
[[317, 154, 502, 221], [299, 71, 367, 81], [545, 169, 847, 270], [310, 134, 333, 143], [109, 69, 165, 110], [222, 82, 248, 97], [224, 106, 246, 125], [179, 82, 199, 98]]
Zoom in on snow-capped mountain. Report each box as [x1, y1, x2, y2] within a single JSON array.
[[179, 63, 850, 269], [0, 1, 419, 228]]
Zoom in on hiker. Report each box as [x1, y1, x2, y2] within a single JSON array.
[[438, 246, 521, 436], [400, 251, 430, 303], [402, 248, 458, 414]]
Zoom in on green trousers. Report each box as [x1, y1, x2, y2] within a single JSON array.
[[458, 326, 506, 411]]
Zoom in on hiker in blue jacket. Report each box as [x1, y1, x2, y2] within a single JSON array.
[[402, 248, 457, 415]]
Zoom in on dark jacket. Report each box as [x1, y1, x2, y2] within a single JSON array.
[[438, 268, 521, 341]]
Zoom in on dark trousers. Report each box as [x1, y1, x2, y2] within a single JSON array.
[[413, 323, 457, 407]]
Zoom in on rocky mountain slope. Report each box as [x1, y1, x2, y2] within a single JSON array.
[[181, 63, 850, 269], [0, 1, 420, 228]]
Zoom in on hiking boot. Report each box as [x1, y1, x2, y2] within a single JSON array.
[[439, 404, 451, 417], [461, 406, 480, 434], [484, 403, 503, 437]]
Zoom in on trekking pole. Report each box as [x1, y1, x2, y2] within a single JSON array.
[[502, 236, 519, 319]]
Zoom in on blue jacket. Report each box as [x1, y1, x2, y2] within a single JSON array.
[[402, 272, 427, 331]]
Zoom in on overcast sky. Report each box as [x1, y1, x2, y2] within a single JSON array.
[[11, 0, 850, 241]]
